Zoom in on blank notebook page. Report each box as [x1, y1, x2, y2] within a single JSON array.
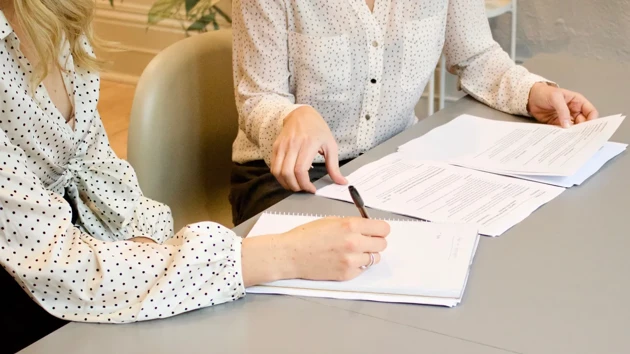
[[246, 213, 479, 299]]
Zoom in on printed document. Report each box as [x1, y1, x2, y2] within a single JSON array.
[[316, 153, 564, 236], [398, 114, 625, 176]]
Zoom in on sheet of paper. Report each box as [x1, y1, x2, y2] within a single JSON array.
[[249, 238, 480, 308], [247, 285, 461, 307], [246, 213, 479, 299], [507, 142, 627, 187], [316, 153, 565, 236], [400, 142, 627, 188], [398, 114, 625, 177]]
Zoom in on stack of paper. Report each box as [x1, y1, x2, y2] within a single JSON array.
[[316, 154, 564, 236], [246, 212, 480, 307], [398, 114, 627, 187], [316, 114, 626, 236]]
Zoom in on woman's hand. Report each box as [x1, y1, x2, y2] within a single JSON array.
[[528, 83, 599, 128], [271, 106, 348, 193], [281, 217, 390, 281], [241, 217, 390, 286]]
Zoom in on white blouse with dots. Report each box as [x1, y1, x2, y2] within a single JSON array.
[[0, 11, 244, 323], [232, 0, 549, 165]]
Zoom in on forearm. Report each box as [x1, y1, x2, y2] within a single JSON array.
[[457, 48, 550, 116], [445, 0, 552, 116], [241, 234, 296, 287], [233, 0, 306, 164]]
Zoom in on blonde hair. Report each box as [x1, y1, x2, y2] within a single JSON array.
[[13, 0, 103, 86]]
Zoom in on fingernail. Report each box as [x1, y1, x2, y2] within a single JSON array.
[[562, 121, 570, 128]]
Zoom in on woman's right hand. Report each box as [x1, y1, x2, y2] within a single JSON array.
[[281, 217, 390, 281], [271, 106, 348, 193], [241, 217, 390, 286]]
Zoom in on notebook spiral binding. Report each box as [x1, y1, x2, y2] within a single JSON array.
[[263, 211, 429, 223]]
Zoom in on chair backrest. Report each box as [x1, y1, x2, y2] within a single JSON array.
[[128, 30, 237, 230]]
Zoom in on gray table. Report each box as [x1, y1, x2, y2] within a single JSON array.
[[21, 54, 630, 354]]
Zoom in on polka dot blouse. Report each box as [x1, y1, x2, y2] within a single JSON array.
[[232, 0, 550, 166], [0, 11, 245, 323]]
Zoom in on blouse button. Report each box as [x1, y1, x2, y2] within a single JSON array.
[[372, 41, 379, 47]]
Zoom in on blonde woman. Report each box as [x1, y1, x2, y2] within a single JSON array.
[[0, 1, 390, 351]]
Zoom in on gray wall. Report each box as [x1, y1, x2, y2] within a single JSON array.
[[494, 0, 630, 62]]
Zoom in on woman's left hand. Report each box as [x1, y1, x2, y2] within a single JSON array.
[[527, 82, 599, 128]]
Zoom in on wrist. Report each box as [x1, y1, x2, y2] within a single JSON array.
[[283, 105, 315, 126], [241, 234, 298, 287], [527, 82, 557, 115], [274, 233, 300, 280], [527, 82, 546, 114]]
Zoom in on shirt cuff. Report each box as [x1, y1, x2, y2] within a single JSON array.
[[231, 235, 246, 298]]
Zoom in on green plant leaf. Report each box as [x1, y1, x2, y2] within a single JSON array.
[[187, 13, 216, 31], [213, 5, 231, 24], [185, 0, 200, 13], [148, 0, 182, 25], [145, 0, 228, 32]]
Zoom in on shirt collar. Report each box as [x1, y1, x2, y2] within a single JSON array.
[[0, 10, 13, 41]]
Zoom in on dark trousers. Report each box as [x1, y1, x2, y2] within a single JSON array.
[[229, 159, 351, 226], [0, 267, 67, 354]]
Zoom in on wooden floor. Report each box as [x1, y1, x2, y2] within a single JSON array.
[[98, 81, 136, 159]]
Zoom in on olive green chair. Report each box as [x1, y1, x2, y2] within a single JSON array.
[[128, 30, 237, 230]]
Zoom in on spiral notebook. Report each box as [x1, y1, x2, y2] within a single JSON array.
[[246, 212, 480, 307]]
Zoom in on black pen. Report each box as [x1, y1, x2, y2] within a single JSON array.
[[348, 185, 370, 219]]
